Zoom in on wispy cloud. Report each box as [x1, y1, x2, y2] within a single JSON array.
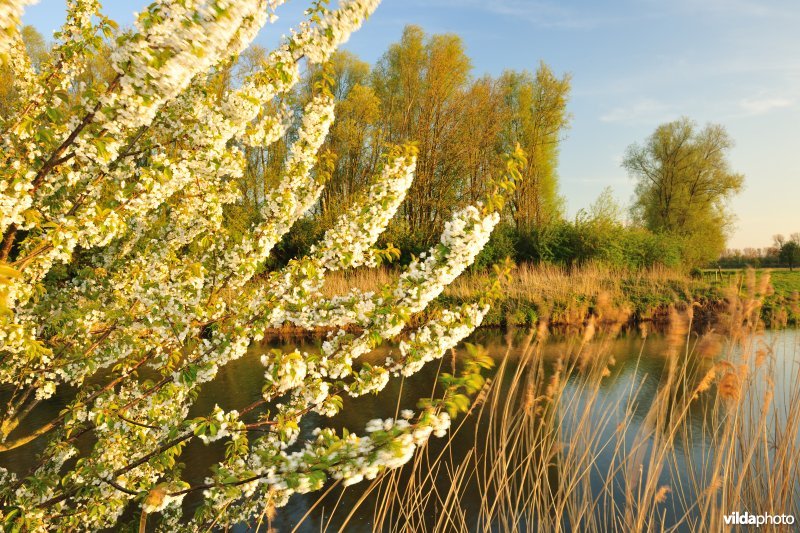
[[668, 0, 792, 18], [738, 96, 796, 116], [412, 0, 638, 29], [636, 0, 798, 19], [600, 98, 675, 124]]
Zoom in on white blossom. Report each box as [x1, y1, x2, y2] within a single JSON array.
[[0, 0, 515, 529]]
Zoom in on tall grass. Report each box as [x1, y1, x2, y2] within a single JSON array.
[[322, 263, 707, 327], [304, 270, 800, 531], [446, 262, 687, 301], [322, 263, 689, 300]]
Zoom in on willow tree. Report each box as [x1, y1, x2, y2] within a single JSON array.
[[372, 25, 473, 242], [624, 117, 744, 266], [307, 51, 382, 224], [500, 64, 571, 230], [0, 1, 525, 530]]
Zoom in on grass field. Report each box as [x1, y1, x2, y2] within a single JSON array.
[[323, 263, 721, 327], [701, 268, 800, 296], [770, 270, 800, 297], [320, 265, 800, 328], [698, 268, 800, 327]]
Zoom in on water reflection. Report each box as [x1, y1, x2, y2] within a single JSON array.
[[213, 328, 797, 531], [2, 328, 797, 531]]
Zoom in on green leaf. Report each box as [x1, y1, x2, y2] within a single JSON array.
[[0, 263, 22, 281]]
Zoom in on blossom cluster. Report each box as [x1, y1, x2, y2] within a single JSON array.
[[0, 1, 519, 530], [0, 0, 36, 61]]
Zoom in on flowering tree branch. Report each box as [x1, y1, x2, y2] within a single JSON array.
[[0, 1, 527, 530]]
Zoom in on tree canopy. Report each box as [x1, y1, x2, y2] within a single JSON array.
[[500, 65, 571, 229], [623, 117, 744, 266], [779, 239, 800, 271]]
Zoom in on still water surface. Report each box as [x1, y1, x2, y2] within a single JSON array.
[[232, 327, 800, 531], [3, 327, 798, 531]]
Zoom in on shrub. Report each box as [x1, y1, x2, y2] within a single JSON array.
[[473, 222, 517, 270]]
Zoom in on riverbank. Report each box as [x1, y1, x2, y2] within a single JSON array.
[[321, 264, 800, 329]]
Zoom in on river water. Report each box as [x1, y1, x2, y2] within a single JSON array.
[[2, 327, 798, 531], [200, 327, 800, 531]]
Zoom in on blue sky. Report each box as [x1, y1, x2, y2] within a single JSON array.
[[22, 0, 800, 249]]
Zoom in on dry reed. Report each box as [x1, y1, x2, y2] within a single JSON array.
[[291, 270, 800, 532]]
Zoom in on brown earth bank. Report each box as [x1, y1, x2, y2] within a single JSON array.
[[255, 264, 799, 339]]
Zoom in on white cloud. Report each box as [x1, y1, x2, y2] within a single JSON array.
[[738, 96, 795, 116]]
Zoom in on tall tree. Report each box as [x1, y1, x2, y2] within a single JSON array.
[[372, 25, 472, 241], [623, 117, 744, 266], [500, 64, 571, 229], [456, 76, 507, 204], [312, 51, 381, 223], [0, 25, 47, 118], [780, 236, 800, 271]]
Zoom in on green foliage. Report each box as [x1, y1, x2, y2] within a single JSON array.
[[779, 241, 800, 271], [623, 117, 744, 268], [437, 343, 494, 418], [499, 65, 571, 229], [265, 217, 324, 269], [380, 211, 686, 271], [473, 223, 516, 270]]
